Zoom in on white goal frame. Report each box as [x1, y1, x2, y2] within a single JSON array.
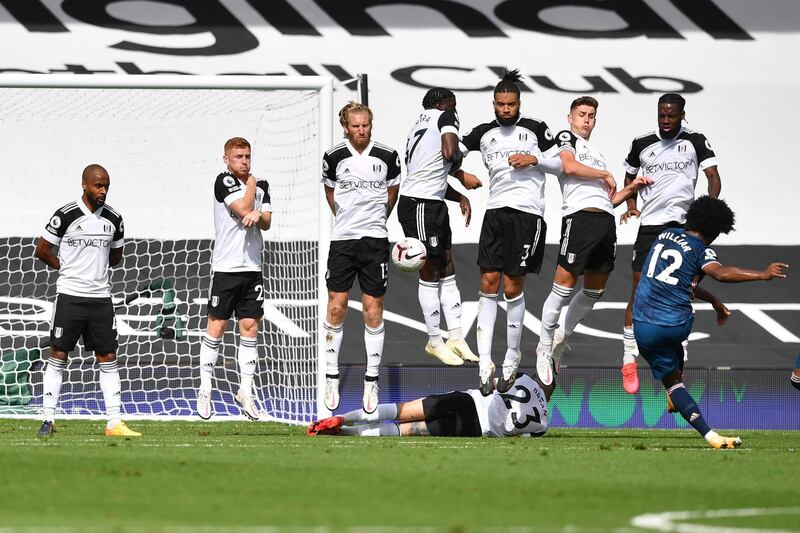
[[0, 74, 333, 423]]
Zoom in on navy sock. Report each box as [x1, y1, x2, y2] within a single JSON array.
[[667, 383, 711, 436]]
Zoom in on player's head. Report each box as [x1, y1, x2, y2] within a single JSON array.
[[223, 137, 252, 180], [339, 101, 373, 151], [493, 68, 522, 127], [422, 88, 456, 111], [81, 164, 110, 210], [657, 93, 686, 139], [568, 96, 598, 140], [685, 195, 735, 244]]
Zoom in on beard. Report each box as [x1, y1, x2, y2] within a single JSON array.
[[495, 111, 519, 127]]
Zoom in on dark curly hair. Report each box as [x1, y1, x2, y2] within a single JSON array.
[[685, 196, 735, 243], [494, 68, 522, 97], [658, 92, 686, 111], [422, 87, 455, 109]]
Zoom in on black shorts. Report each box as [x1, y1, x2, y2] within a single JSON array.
[[421, 391, 482, 437], [478, 208, 546, 276], [208, 271, 264, 320], [326, 237, 389, 297], [631, 221, 684, 272], [397, 196, 452, 264], [558, 210, 617, 275], [50, 293, 117, 353]]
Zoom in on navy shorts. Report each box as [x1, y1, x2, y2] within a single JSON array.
[[633, 318, 693, 381]]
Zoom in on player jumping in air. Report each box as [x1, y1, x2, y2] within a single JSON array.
[[633, 196, 787, 449]]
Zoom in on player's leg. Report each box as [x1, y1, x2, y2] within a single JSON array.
[[791, 353, 800, 391], [198, 272, 235, 418], [498, 273, 526, 393], [359, 239, 389, 413], [40, 294, 81, 437], [232, 272, 265, 420], [441, 247, 478, 363], [86, 297, 140, 437], [539, 266, 578, 375], [477, 269, 501, 395]]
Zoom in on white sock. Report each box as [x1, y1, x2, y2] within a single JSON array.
[[364, 322, 384, 379], [340, 422, 400, 437], [42, 357, 66, 421], [564, 288, 604, 335], [704, 430, 720, 443], [342, 402, 398, 424], [540, 284, 573, 347], [682, 338, 689, 362], [99, 360, 121, 427], [623, 325, 638, 364], [504, 293, 525, 361], [323, 321, 344, 377], [237, 336, 258, 397], [199, 334, 222, 393], [418, 279, 442, 345], [476, 291, 498, 370], [439, 275, 463, 341]]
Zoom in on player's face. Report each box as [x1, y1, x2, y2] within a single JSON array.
[[82, 171, 110, 210], [344, 111, 372, 151], [657, 103, 684, 138], [223, 147, 252, 180], [568, 105, 597, 139], [493, 92, 520, 127]]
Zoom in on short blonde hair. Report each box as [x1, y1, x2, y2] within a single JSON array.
[[224, 137, 250, 153], [338, 101, 373, 127]]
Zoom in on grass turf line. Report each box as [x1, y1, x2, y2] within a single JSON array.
[[0, 420, 798, 530]]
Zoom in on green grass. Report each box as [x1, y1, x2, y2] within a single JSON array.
[[0, 420, 798, 531]]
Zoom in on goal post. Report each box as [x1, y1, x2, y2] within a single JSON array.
[[0, 74, 333, 424]]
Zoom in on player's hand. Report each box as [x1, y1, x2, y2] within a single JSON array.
[[602, 173, 617, 200], [242, 210, 261, 227], [763, 263, 789, 280], [712, 300, 731, 325], [620, 208, 640, 224], [630, 176, 654, 191], [460, 171, 482, 190], [508, 154, 537, 168], [459, 195, 472, 227]]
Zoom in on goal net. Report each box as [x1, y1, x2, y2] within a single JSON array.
[[0, 75, 332, 424]]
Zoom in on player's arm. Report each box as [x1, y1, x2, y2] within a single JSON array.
[[612, 176, 654, 207], [691, 284, 730, 325], [257, 211, 272, 231], [34, 238, 60, 270], [702, 261, 788, 283], [109, 246, 123, 267], [387, 184, 400, 215], [704, 166, 721, 198], [324, 185, 336, 216], [444, 185, 471, 227], [229, 175, 257, 220], [251, 180, 273, 230]]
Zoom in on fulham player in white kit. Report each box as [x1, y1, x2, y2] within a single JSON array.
[[536, 97, 652, 385], [398, 88, 481, 367], [34, 164, 140, 437], [308, 371, 552, 438], [619, 93, 722, 394], [196, 137, 272, 420], [321, 102, 401, 414]]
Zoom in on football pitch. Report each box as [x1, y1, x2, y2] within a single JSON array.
[[1, 420, 798, 532]]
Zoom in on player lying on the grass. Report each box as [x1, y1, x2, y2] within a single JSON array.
[[633, 196, 787, 449], [792, 354, 800, 391], [308, 371, 552, 437]]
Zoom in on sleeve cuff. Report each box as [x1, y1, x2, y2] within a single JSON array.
[[699, 157, 718, 171], [112, 239, 124, 249], [261, 203, 272, 213], [623, 162, 640, 175], [323, 179, 337, 189], [41, 232, 60, 246], [440, 125, 458, 136], [223, 190, 245, 207]]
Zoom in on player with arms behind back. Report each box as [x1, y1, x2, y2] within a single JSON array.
[[196, 137, 272, 421], [321, 102, 401, 414], [633, 196, 787, 449], [398, 88, 481, 367], [459, 69, 563, 394], [308, 371, 552, 439], [34, 164, 139, 437], [620, 93, 722, 394]]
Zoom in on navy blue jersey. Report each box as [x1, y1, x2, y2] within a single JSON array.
[[633, 228, 720, 326]]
